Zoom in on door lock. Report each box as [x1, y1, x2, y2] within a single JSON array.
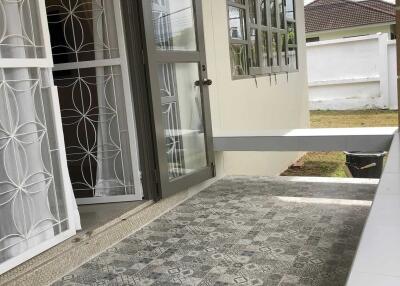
[[195, 79, 213, 86]]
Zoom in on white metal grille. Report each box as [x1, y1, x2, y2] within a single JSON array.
[[159, 66, 186, 179], [0, 0, 76, 274], [0, 68, 70, 264], [54, 67, 135, 197], [46, 0, 119, 63], [46, 0, 142, 202]]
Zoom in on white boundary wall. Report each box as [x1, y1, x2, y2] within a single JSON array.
[[307, 34, 398, 110]]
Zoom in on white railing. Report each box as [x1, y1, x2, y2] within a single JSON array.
[[213, 128, 400, 285], [347, 132, 400, 285], [213, 127, 397, 152]]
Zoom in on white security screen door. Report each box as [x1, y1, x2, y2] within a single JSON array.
[[0, 0, 77, 274], [45, 0, 143, 204]]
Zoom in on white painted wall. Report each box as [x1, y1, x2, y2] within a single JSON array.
[[202, 0, 310, 176], [307, 34, 398, 110]]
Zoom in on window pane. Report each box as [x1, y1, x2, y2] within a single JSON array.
[[270, 0, 277, 28], [250, 29, 259, 67], [286, 0, 295, 20], [280, 34, 287, 66], [54, 67, 136, 198], [260, 0, 267, 26], [228, 6, 246, 40], [278, 0, 285, 28], [261, 31, 269, 68], [288, 47, 297, 70], [151, 0, 197, 51], [0, 1, 45, 58], [230, 44, 248, 76], [157, 63, 208, 180], [288, 22, 297, 45], [249, 0, 257, 24], [47, 2, 120, 64], [272, 33, 278, 66]]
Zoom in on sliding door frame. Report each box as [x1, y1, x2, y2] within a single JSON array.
[[48, 0, 143, 204], [121, 0, 160, 201]]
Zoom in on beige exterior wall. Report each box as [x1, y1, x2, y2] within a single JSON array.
[[202, 0, 310, 176], [307, 23, 395, 41]]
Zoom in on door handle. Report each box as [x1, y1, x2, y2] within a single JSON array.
[[195, 79, 213, 87]]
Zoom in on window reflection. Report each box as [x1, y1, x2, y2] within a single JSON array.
[[229, 6, 247, 40], [152, 0, 197, 51]]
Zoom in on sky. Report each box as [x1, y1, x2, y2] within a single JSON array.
[[304, 0, 395, 4]]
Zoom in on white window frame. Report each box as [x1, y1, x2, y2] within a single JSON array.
[[227, 0, 298, 79]]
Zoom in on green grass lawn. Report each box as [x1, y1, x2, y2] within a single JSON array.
[[281, 110, 398, 177]]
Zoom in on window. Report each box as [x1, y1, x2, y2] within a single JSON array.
[[227, 0, 298, 78], [286, 0, 298, 71]]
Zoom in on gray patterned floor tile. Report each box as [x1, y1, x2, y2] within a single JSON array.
[[54, 177, 376, 286]]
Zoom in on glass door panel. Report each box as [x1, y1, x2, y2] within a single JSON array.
[[143, 0, 215, 197], [152, 0, 197, 51], [158, 63, 207, 179]]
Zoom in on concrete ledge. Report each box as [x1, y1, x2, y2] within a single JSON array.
[[309, 76, 380, 87], [347, 133, 400, 285], [276, 176, 380, 185], [226, 175, 380, 185], [213, 128, 397, 152]]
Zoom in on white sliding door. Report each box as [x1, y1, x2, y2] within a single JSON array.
[[0, 0, 78, 274], [46, 0, 143, 204]]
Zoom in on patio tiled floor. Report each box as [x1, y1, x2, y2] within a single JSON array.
[[54, 177, 376, 286]]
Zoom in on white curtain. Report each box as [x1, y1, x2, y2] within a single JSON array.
[[0, 1, 53, 262], [94, 0, 115, 196], [93, 0, 131, 196]]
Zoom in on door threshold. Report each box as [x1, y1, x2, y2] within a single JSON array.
[[0, 200, 153, 286], [78, 200, 150, 235]]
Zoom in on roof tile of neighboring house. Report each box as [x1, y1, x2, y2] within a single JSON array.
[[305, 0, 395, 33], [358, 0, 396, 16]]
